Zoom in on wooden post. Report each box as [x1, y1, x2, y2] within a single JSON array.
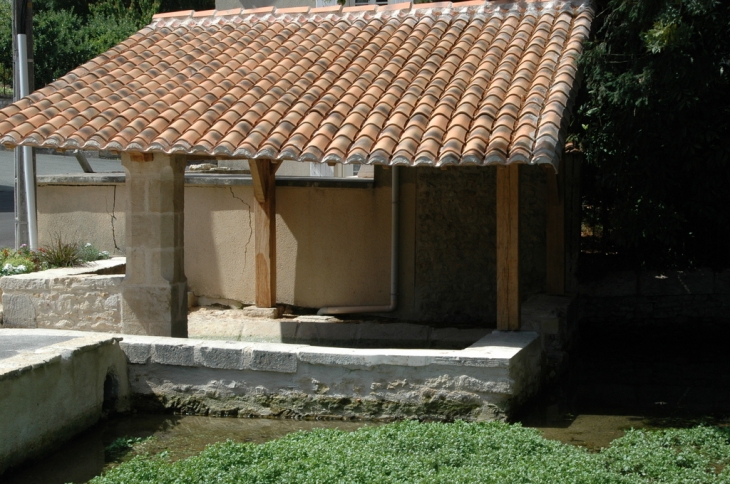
[[249, 160, 279, 308], [545, 163, 565, 295], [496, 163, 520, 330]]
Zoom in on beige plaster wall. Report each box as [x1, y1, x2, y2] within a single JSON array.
[[37, 165, 549, 323], [37, 184, 126, 254], [185, 183, 392, 307], [37, 179, 393, 310]]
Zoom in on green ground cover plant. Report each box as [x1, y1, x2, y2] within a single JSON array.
[[104, 437, 150, 462], [0, 241, 110, 276], [89, 421, 730, 484]]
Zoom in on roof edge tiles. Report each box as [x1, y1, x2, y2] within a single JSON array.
[[0, 0, 594, 171]]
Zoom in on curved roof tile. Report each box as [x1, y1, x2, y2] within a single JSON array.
[[0, 0, 592, 171]]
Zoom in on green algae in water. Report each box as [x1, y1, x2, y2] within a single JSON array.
[[90, 421, 730, 484]]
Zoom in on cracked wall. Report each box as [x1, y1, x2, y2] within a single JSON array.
[[37, 182, 391, 309], [36, 169, 546, 320], [37, 184, 127, 255]]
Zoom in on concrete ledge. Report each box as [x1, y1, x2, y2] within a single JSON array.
[[0, 327, 543, 472], [119, 330, 540, 421], [189, 311, 490, 349], [0, 329, 129, 475]]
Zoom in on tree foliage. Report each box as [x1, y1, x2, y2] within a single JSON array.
[[0, 0, 213, 89], [576, 0, 730, 268]]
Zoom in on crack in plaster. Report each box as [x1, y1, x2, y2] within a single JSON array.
[[109, 185, 121, 251], [229, 186, 253, 274]]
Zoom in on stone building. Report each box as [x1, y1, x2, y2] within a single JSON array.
[[0, 0, 592, 335]]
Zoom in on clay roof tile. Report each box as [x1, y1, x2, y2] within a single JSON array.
[[0, 0, 592, 170]]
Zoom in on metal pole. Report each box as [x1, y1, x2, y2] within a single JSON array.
[[12, 0, 29, 249], [17, 33, 37, 250]]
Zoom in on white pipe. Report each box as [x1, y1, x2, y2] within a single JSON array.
[[17, 34, 38, 250], [318, 165, 399, 316]]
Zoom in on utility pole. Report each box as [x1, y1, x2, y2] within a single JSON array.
[[12, 0, 35, 249]]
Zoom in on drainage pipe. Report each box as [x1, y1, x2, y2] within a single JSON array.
[[318, 165, 399, 316], [17, 33, 38, 250]]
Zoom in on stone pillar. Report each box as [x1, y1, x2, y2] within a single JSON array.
[[121, 153, 187, 337]]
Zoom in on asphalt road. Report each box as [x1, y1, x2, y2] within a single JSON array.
[[0, 150, 123, 248]]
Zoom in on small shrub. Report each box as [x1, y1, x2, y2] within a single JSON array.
[[38, 237, 84, 267], [0, 239, 111, 275], [80, 242, 111, 262], [0, 245, 42, 275]]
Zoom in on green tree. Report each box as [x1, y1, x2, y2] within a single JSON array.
[[577, 0, 730, 268], [33, 0, 160, 86], [0, 0, 213, 90]]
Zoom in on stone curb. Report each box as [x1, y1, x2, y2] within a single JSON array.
[[0, 332, 120, 382], [116, 331, 537, 373]]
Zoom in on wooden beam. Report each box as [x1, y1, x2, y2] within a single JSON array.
[[249, 160, 277, 308], [496, 163, 520, 330], [545, 165, 565, 295]]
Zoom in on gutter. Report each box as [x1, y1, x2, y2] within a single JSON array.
[[318, 165, 399, 316]]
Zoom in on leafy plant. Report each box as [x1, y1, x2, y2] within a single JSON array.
[[575, 0, 730, 268], [79, 242, 111, 263], [0, 239, 111, 276], [0, 245, 43, 275], [38, 236, 84, 267], [89, 421, 730, 484], [105, 436, 149, 462]]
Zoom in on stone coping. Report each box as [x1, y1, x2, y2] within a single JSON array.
[[0, 329, 538, 392], [0, 330, 120, 381], [0, 257, 126, 290], [118, 330, 535, 379], [37, 173, 375, 189], [189, 309, 491, 349]]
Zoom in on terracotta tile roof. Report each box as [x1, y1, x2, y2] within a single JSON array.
[[0, 0, 592, 169]]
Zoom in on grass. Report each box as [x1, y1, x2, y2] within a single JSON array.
[[88, 421, 730, 484]]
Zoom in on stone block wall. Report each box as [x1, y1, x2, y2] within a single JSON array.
[[0, 259, 125, 332], [120, 330, 540, 421], [414, 165, 547, 324]]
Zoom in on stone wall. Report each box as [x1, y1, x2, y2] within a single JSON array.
[[413, 165, 546, 324], [1, 327, 541, 473], [0, 332, 129, 475], [121, 330, 540, 421], [414, 167, 496, 323], [578, 268, 730, 327], [0, 259, 125, 332]]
